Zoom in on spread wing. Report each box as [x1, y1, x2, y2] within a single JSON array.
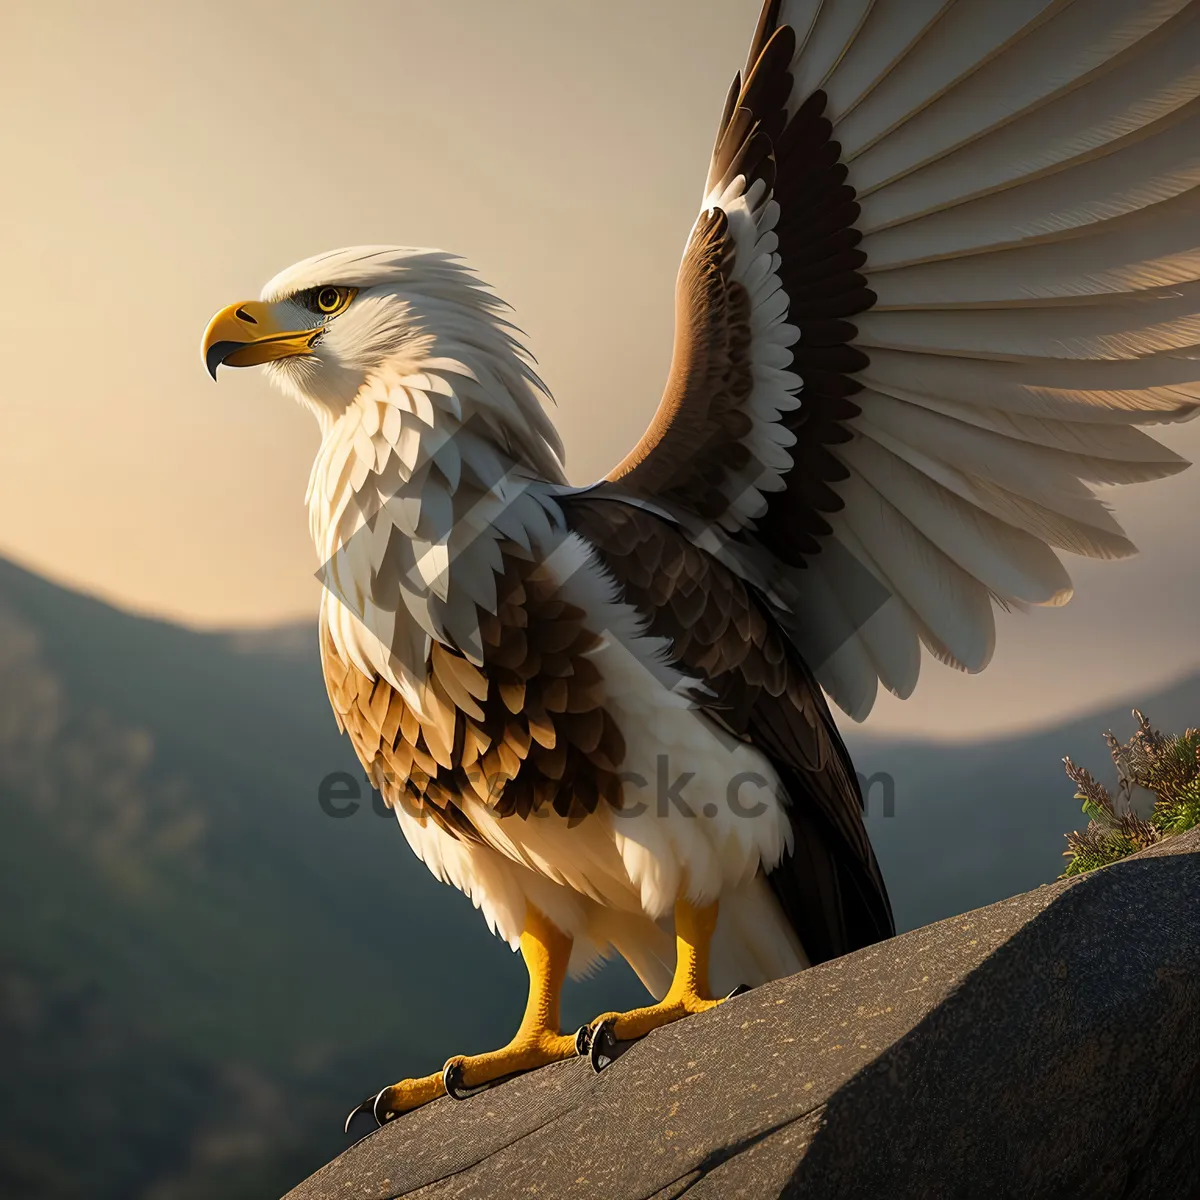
[[598, 0, 1200, 720]]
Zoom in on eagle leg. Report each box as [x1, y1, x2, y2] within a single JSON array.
[[576, 897, 724, 1075], [367, 903, 577, 1127], [581, 897, 734, 1071]]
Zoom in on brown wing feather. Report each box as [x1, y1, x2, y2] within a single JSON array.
[[606, 206, 754, 517], [321, 544, 627, 839], [607, 13, 874, 566]]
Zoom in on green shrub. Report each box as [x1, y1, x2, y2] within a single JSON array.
[[1061, 711, 1200, 876]]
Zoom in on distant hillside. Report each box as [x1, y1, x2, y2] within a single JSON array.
[[0, 554, 1194, 1198], [853, 669, 1200, 933], [0, 559, 648, 1200]]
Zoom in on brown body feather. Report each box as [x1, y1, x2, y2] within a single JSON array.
[[322, 544, 627, 842]]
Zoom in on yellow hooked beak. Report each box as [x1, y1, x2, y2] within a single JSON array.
[[201, 300, 322, 380]]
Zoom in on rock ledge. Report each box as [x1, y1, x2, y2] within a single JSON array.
[[286, 829, 1200, 1200]]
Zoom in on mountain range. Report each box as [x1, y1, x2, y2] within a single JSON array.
[[0, 553, 1193, 1198]]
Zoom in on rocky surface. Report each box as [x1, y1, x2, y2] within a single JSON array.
[[285, 829, 1200, 1199]]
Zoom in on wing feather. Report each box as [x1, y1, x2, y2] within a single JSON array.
[[839, 433, 1074, 605], [598, 0, 1199, 721], [829, 0, 1071, 154], [821, 522, 922, 701], [843, 0, 1198, 191], [863, 107, 1200, 268]]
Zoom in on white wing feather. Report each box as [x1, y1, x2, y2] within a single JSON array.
[[761, 1, 1200, 714]]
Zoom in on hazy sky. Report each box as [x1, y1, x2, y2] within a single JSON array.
[[4, 0, 1199, 738]]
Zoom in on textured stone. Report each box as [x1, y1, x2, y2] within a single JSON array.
[[285, 830, 1200, 1200]]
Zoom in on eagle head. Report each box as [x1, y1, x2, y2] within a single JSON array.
[[202, 246, 475, 416]]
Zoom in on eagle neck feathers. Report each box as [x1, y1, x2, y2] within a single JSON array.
[[306, 313, 567, 716]]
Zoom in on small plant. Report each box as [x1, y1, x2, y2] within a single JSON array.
[[1061, 710, 1200, 876]]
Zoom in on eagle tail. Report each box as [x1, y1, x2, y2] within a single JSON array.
[[764, 759, 895, 967]]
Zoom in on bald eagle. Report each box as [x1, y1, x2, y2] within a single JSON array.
[[203, 0, 1200, 1128]]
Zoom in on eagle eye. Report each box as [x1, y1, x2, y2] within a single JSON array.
[[301, 286, 356, 317]]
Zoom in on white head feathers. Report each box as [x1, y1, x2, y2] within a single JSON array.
[[258, 245, 565, 475]]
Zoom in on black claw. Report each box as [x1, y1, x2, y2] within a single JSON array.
[[726, 983, 751, 1000], [344, 1093, 380, 1136], [373, 1090, 402, 1126], [442, 1059, 532, 1099], [588, 1018, 619, 1074], [443, 1060, 498, 1101], [442, 1060, 470, 1101], [574, 1024, 593, 1056]]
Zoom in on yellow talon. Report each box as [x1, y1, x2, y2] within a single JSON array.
[[359, 904, 577, 1127], [373, 1071, 447, 1123], [587, 897, 726, 1045], [443, 1028, 579, 1097]]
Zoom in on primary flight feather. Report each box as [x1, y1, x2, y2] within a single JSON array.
[[202, 0, 1200, 1125]]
